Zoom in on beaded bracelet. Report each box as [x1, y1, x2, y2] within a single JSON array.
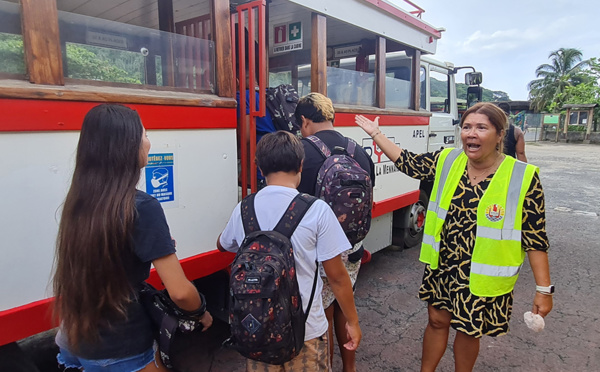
[[371, 130, 382, 139]]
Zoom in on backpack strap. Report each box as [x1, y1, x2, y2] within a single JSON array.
[[307, 134, 358, 159], [305, 135, 331, 158], [273, 193, 320, 321], [241, 193, 260, 235], [346, 137, 357, 158], [273, 193, 317, 238]]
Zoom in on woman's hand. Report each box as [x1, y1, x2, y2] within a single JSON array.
[[532, 292, 553, 317], [355, 115, 380, 137], [343, 321, 362, 350]]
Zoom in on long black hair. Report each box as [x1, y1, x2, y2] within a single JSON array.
[[53, 104, 144, 345]]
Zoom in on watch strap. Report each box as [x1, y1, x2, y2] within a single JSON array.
[[535, 284, 554, 294]]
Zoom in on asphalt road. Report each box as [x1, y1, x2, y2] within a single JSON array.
[[19, 142, 600, 372]]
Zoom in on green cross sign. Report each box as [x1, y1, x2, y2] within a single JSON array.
[[289, 22, 302, 41]]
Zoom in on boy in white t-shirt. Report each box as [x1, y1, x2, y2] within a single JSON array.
[[217, 131, 362, 372]]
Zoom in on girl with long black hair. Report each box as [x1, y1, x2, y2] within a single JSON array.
[[53, 104, 212, 371]]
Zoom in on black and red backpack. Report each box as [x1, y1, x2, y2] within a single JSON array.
[[225, 192, 318, 365]]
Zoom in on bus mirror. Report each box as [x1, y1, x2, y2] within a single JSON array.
[[465, 72, 482, 86], [466, 86, 483, 108]]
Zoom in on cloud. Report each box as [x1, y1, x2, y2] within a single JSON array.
[[458, 27, 548, 54]]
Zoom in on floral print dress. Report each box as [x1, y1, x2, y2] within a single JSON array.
[[395, 150, 549, 337]]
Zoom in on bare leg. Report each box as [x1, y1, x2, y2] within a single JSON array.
[[332, 301, 356, 372], [139, 350, 170, 372], [420, 304, 452, 372], [453, 331, 480, 372], [325, 304, 335, 367]]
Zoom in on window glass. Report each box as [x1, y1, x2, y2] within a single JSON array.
[[269, 71, 292, 87], [420, 66, 426, 110], [429, 69, 449, 113], [325, 16, 377, 107], [57, 1, 214, 92], [297, 64, 311, 96], [0, 1, 25, 76], [579, 111, 588, 125], [569, 111, 579, 125], [385, 52, 412, 109], [327, 66, 375, 106]]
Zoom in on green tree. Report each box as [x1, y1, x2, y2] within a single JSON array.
[[66, 44, 142, 84], [455, 82, 510, 102], [528, 48, 589, 112], [0, 33, 26, 74], [559, 57, 600, 125]]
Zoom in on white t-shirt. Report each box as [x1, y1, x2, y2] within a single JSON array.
[[219, 185, 351, 340]]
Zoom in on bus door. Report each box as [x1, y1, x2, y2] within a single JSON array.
[[232, 0, 267, 197], [426, 63, 458, 152]]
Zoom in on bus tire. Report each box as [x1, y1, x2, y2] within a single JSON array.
[[401, 190, 428, 249]]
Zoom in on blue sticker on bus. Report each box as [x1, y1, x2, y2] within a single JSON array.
[[145, 153, 174, 203]]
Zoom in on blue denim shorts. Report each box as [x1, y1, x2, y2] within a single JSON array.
[[57, 345, 156, 372]]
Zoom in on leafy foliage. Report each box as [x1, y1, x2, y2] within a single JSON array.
[[429, 78, 510, 102], [561, 57, 600, 125], [528, 48, 590, 112], [0, 32, 144, 84], [0, 33, 25, 74], [66, 43, 143, 84]]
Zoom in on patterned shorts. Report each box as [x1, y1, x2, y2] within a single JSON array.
[[246, 334, 330, 372], [320, 242, 363, 309]]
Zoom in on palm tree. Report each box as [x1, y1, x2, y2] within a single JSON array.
[[528, 48, 589, 112]]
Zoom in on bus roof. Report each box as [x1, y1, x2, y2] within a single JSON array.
[[288, 0, 441, 54]]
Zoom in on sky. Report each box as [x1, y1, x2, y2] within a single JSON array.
[[390, 0, 600, 100]]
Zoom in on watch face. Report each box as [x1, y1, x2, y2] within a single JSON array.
[[549, 285, 555, 293]]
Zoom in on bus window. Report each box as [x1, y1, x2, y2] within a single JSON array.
[[429, 69, 450, 113], [0, 1, 25, 76], [386, 52, 412, 110], [325, 17, 377, 106], [420, 66, 426, 110], [57, 0, 214, 92], [269, 71, 292, 87], [327, 65, 375, 106], [296, 64, 311, 96]]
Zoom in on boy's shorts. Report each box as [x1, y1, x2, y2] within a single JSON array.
[[57, 345, 156, 372], [246, 333, 330, 372]]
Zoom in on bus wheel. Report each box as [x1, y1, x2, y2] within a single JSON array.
[[401, 190, 428, 249]]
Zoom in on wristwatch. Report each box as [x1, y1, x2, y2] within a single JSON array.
[[535, 284, 554, 295]]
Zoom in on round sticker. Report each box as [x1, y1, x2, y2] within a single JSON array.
[[485, 204, 505, 222]]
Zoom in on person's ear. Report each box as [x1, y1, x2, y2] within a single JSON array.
[[301, 115, 308, 127], [299, 159, 304, 173]]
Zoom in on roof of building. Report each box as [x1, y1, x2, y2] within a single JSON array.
[[562, 103, 598, 109]]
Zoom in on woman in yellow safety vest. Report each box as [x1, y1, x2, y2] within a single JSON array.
[[355, 102, 552, 372]]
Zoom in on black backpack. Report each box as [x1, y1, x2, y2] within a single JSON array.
[[139, 282, 206, 369], [266, 84, 300, 136], [306, 135, 373, 245], [225, 192, 318, 365]]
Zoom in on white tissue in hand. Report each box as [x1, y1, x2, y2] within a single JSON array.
[[524, 311, 545, 332]]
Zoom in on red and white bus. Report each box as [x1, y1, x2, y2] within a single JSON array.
[[0, 0, 446, 351]]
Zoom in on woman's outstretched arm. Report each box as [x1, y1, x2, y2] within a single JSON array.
[[355, 115, 402, 162]]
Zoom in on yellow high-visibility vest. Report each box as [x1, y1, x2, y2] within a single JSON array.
[[420, 148, 538, 297]]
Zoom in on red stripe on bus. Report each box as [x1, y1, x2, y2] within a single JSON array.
[[372, 190, 420, 218], [335, 113, 429, 127], [147, 250, 235, 288], [0, 250, 234, 346], [0, 99, 236, 132], [0, 298, 54, 347]]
